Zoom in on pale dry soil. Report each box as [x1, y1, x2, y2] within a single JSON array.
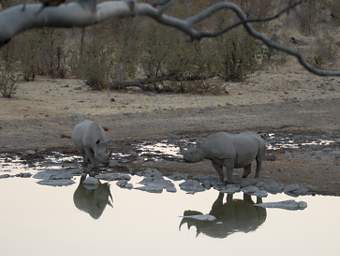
[[1, 61, 340, 194]]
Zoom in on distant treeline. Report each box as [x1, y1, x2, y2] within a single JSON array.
[[0, 0, 339, 93]]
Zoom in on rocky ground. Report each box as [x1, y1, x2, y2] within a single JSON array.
[[0, 60, 340, 195]]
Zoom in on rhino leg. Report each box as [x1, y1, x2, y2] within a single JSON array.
[[80, 149, 90, 167], [255, 156, 262, 178], [223, 158, 234, 184], [256, 197, 263, 204], [242, 164, 252, 178], [211, 160, 224, 181], [211, 192, 224, 212], [226, 193, 233, 203], [243, 193, 253, 203], [84, 147, 96, 169]]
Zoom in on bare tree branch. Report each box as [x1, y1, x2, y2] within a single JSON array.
[[197, 0, 307, 39], [0, 0, 339, 76]]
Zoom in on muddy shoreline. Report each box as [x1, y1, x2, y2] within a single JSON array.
[[1, 130, 340, 196], [1, 72, 340, 195]]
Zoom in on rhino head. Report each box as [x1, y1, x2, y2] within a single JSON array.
[[94, 137, 112, 166], [181, 142, 205, 163]]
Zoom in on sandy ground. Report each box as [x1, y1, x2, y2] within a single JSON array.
[[1, 59, 340, 194]]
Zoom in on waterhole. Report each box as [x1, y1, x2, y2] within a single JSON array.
[[0, 177, 339, 256], [0, 130, 339, 256]]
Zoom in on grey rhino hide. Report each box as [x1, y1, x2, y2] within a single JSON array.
[[182, 132, 265, 182], [72, 119, 112, 167], [180, 193, 267, 238]]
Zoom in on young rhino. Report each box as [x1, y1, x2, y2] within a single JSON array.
[[72, 120, 112, 168], [182, 132, 265, 183]]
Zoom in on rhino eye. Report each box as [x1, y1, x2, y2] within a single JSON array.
[[96, 139, 100, 145]]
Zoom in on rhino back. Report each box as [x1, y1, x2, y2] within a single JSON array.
[[201, 132, 235, 159], [71, 120, 91, 148], [232, 133, 262, 165]]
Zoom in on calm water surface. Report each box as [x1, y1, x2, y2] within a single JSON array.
[[0, 177, 339, 256]]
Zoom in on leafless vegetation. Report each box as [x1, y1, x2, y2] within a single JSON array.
[[0, 68, 18, 98], [0, 0, 340, 94]]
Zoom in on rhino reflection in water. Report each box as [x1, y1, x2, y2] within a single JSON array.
[[73, 176, 113, 219], [180, 193, 267, 238]]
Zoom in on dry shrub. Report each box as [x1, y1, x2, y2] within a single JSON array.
[[294, 0, 326, 35], [1, 0, 277, 94], [77, 37, 113, 90], [214, 29, 260, 81], [16, 31, 40, 81], [329, 0, 340, 25], [143, 78, 227, 94], [312, 33, 336, 68], [14, 28, 68, 80], [35, 29, 67, 78], [0, 68, 18, 98]]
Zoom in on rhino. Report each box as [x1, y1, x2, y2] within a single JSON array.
[[182, 132, 265, 183], [180, 193, 267, 238], [73, 175, 113, 219], [72, 119, 112, 168]]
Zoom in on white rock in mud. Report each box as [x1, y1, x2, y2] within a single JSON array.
[[198, 176, 220, 189], [116, 180, 133, 189], [83, 177, 99, 188], [242, 185, 259, 194], [15, 172, 33, 178], [96, 172, 131, 181], [0, 174, 11, 179], [284, 184, 311, 196], [33, 168, 80, 180], [165, 185, 177, 193], [257, 180, 284, 194], [167, 172, 188, 181], [135, 184, 164, 193], [38, 179, 75, 186], [136, 168, 163, 178], [254, 190, 268, 198], [256, 200, 307, 210], [84, 176, 99, 184], [181, 214, 216, 222], [179, 179, 205, 193], [242, 185, 268, 198], [24, 150, 36, 156], [218, 184, 241, 194], [138, 176, 176, 193]]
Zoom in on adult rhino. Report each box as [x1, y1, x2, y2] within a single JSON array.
[[180, 193, 267, 239], [72, 119, 112, 169], [182, 132, 265, 183], [73, 175, 113, 219]]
